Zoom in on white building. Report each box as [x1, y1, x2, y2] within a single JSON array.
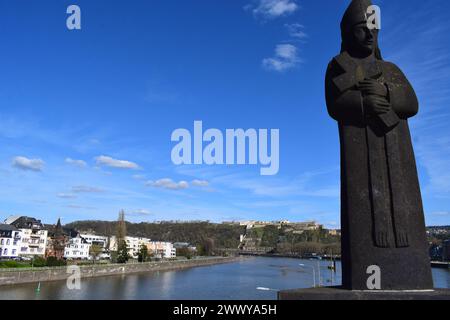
[[109, 236, 176, 259], [109, 236, 152, 258], [64, 235, 91, 260], [147, 241, 176, 259], [0, 224, 21, 259], [80, 234, 108, 248], [4, 216, 48, 257], [80, 234, 110, 259]]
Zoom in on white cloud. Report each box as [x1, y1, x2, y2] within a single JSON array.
[[285, 23, 307, 39], [191, 179, 209, 187], [72, 185, 104, 193], [66, 204, 97, 210], [262, 44, 301, 72], [129, 209, 152, 216], [12, 156, 45, 172], [95, 155, 140, 170], [57, 193, 77, 199], [432, 211, 450, 216], [250, 0, 298, 19], [65, 158, 87, 168], [213, 168, 339, 198], [146, 178, 189, 191]]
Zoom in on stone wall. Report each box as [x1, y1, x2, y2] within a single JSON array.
[[0, 257, 238, 286]]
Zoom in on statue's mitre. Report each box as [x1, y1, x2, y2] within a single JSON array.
[[340, 0, 373, 31]]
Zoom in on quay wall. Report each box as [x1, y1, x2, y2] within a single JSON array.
[[0, 257, 238, 286]]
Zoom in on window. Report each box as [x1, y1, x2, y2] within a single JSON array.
[[12, 249, 16, 255], [3, 249, 7, 256], [6, 239, 10, 245], [0, 239, 3, 245]]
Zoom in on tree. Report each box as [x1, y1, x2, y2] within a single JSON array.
[[176, 247, 193, 259], [89, 244, 103, 264], [117, 240, 129, 264], [46, 256, 67, 267], [137, 243, 149, 262], [116, 210, 127, 242], [198, 238, 215, 256], [260, 226, 280, 247], [32, 256, 47, 268]]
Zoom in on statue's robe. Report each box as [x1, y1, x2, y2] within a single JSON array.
[[325, 51, 433, 290]]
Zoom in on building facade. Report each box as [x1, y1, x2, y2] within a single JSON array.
[[80, 234, 110, 259], [46, 218, 69, 260], [5, 216, 48, 257], [147, 241, 176, 259], [109, 236, 151, 258], [109, 236, 176, 259], [0, 224, 21, 259], [64, 235, 91, 260]]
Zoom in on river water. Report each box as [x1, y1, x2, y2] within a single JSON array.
[[0, 257, 449, 300]]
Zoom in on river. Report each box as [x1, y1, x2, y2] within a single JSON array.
[[0, 257, 449, 300]]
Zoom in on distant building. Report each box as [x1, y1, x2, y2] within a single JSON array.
[[5, 216, 48, 257], [109, 236, 151, 258], [64, 234, 91, 260], [328, 229, 341, 236], [46, 218, 69, 260], [0, 224, 21, 259], [147, 241, 176, 259], [290, 221, 322, 231], [275, 220, 291, 225], [80, 234, 110, 259], [443, 240, 450, 262], [173, 242, 197, 253]]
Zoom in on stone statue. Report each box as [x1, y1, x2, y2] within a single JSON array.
[[325, 0, 433, 290]]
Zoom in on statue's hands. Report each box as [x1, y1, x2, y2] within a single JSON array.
[[363, 95, 391, 115], [358, 79, 388, 98]]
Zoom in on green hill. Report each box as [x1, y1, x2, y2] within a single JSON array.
[[65, 220, 246, 249]]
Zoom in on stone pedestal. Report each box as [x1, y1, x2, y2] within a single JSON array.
[[278, 287, 450, 300]]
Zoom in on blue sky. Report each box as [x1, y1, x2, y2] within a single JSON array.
[[0, 0, 449, 227]]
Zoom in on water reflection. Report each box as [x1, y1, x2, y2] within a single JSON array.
[[0, 257, 448, 300]]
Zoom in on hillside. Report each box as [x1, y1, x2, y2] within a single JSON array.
[[65, 220, 246, 249]]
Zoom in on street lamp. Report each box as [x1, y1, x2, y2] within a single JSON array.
[[299, 263, 316, 288]]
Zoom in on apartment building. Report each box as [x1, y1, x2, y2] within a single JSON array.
[[0, 224, 21, 259], [109, 236, 151, 258], [80, 234, 110, 259], [147, 241, 176, 259], [64, 234, 91, 260], [4, 216, 48, 257]]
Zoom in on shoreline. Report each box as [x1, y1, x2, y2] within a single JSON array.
[[0, 256, 240, 286], [239, 252, 341, 261], [239, 253, 450, 269]]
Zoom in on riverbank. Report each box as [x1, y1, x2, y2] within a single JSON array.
[[239, 252, 341, 260], [0, 256, 239, 286], [240, 253, 450, 269]]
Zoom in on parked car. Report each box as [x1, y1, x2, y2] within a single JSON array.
[[17, 256, 32, 261]]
